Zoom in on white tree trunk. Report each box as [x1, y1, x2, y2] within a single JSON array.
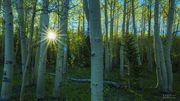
[[1, 0, 14, 100], [17, 0, 28, 73], [62, 0, 69, 74], [30, 0, 38, 84], [164, 0, 175, 92], [53, 43, 63, 97], [120, 0, 126, 79], [147, 0, 153, 72], [89, 0, 104, 101], [36, 0, 49, 99], [154, 0, 168, 92], [53, 0, 69, 98]]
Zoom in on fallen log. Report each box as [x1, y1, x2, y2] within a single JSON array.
[[67, 78, 127, 89], [47, 73, 127, 89]]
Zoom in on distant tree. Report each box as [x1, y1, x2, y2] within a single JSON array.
[[104, 0, 110, 78], [120, 0, 126, 79], [109, 0, 116, 70], [20, 0, 38, 100], [83, 0, 89, 35], [131, 0, 142, 66], [1, 0, 14, 100], [147, 0, 153, 71]]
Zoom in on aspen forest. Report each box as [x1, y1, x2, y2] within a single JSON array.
[[0, 0, 180, 101]]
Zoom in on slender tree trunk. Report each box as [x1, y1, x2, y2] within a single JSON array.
[[53, 0, 69, 98], [126, 2, 130, 34], [104, 0, 109, 78], [36, 0, 49, 99], [109, 0, 115, 70], [89, 0, 104, 100], [147, 0, 153, 71], [131, 0, 142, 66], [154, 0, 168, 92], [140, 2, 145, 62], [29, 0, 38, 84], [34, 28, 40, 83], [1, 0, 14, 100], [126, 12, 130, 34], [83, 0, 89, 36], [120, 0, 126, 79], [62, 0, 69, 74], [17, 0, 28, 73], [164, 0, 175, 92], [19, 0, 38, 100], [53, 43, 63, 98]]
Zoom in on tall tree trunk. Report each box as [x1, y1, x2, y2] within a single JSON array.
[[62, 0, 69, 74], [53, 43, 63, 98], [1, 0, 14, 100], [147, 0, 153, 71], [154, 0, 168, 92], [131, 0, 142, 66], [104, 0, 109, 78], [30, 0, 38, 83], [89, 0, 104, 100], [20, 0, 38, 100], [109, 0, 115, 70], [164, 0, 175, 92], [17, 0, 28, 73], [120, 0, 126, 79], [36, 0, 49, 99], [53, 0, 69, 98]]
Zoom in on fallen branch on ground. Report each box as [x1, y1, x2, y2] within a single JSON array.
[[67, 78, 128, 89], [47, 73, 128, 89]]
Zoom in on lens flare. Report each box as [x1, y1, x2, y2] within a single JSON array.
[[47, 31, 56, 41]]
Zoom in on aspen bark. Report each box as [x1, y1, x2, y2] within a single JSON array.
[[1, 0, 14, 100], [89, 0, 104, 100]]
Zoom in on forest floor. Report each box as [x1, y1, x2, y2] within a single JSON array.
[[0, 65, 179, 101]]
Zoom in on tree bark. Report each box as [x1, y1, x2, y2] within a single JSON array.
[[17, 0, 28, 73], [120, 0, 126, 79], [36, 0, 49, 99], [89, 0, 104, 100], [109, 0, 115, 70], [1, 0, 14, 100], [164, 0, 175, 92], [53, 0, 69, 98], [147, 0, 153, 71], [154, 0, 168, 92], [104, 0, 109, 78], [20, 0, 38, 100]]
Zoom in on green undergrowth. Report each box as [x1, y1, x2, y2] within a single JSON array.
[[0, 65, 179, 101]]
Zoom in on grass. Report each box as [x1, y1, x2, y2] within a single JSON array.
[[0, 65, 179, 101]]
